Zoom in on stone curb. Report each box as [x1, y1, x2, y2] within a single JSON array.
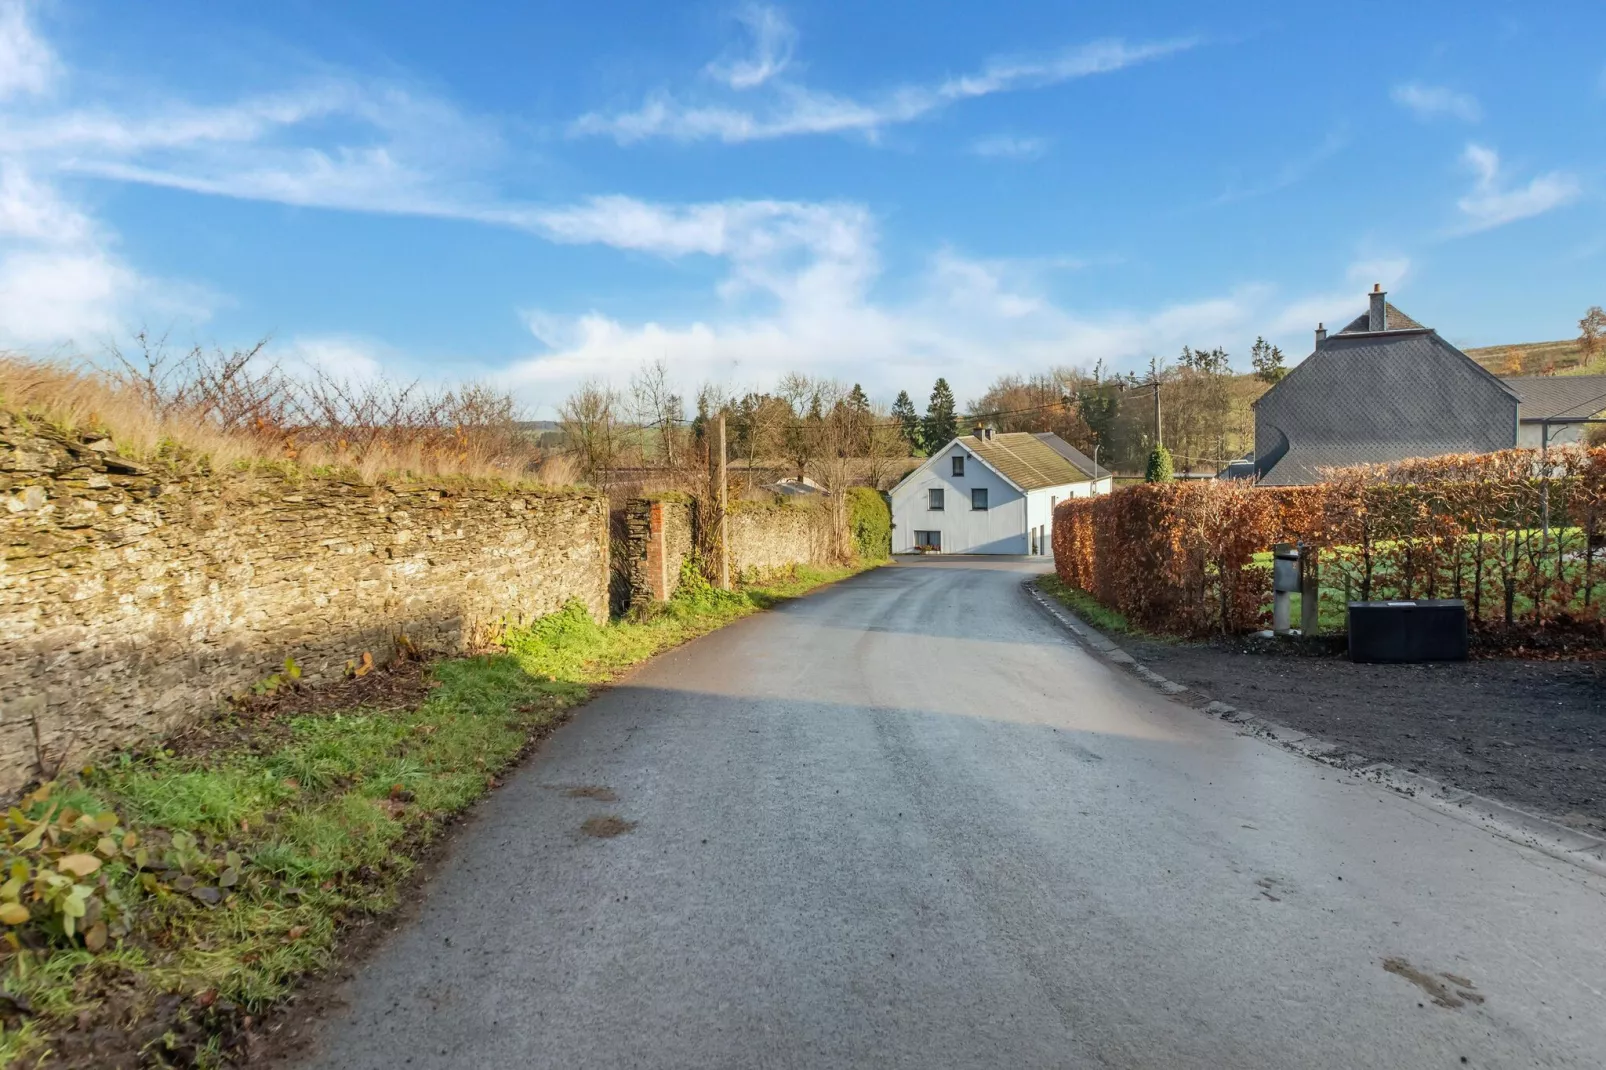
[[1023, 580, 1606, 880]]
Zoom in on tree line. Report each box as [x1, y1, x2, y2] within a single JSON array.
[[560, 338, 1293, 492]]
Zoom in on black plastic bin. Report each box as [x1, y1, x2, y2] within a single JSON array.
[[1347, 599, 1468, 663]]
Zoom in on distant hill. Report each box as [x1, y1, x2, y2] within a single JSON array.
[[1465, 339, 1594, 377]]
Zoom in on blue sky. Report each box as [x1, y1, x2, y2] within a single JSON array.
[[1, 0, 1602, 414]]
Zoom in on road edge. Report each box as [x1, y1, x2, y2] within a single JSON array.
[[1023, 578, 1606, 880]]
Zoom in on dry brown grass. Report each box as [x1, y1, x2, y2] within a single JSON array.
[[1467, 339, 1588, 377], [0, 350, 571, 487], [0, 354, 266, 469]]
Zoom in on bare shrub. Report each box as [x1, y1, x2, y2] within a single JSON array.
[[2, 338, 553, 484]]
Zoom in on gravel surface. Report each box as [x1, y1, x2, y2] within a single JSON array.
[[1123, 635, 1606, 832]]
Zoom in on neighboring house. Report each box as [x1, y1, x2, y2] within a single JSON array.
[[890, 429, 1112, 555], [1503, 376, 1606, 448], [760, 475, 827, 499], [1251, 286, 1520, 485]]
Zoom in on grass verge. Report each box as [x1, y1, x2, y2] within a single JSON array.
[[1033, 574, 1142, 637], [0, 561, 872, 1069]]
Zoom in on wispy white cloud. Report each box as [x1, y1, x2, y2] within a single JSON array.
[[280, 335, 389, 383], [1391, 82, 1481, 123], [0, 161, 209, 348], [705, 3, 796, 90], [1213, 129, 1347, 206], [498, 190, 1386, 413], [573, 34, 1197, 144], [0, 0, 57, 101], [1265, 258, 1412, 339], [1455, 143, 1579, 233], [970, 134, 1050, 160]]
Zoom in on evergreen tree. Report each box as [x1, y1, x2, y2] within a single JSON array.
[[1145, 445, 1175, 483], [847, 383, 871, 413], [891, 390, 921, 453], [1250, 336, 1287, 383], [921, 378, 959, 453]]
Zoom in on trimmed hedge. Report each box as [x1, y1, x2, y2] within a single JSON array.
[[1054, 446, 1606, 637]]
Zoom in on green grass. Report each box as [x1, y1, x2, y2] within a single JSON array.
[[0, 560, 870, 1067], [1250, 533, 1606, 632], [1034, 574, 1141, 636]]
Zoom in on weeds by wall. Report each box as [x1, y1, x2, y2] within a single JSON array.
[[1053, 446, 1606, 638]]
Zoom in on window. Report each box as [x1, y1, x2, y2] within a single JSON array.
[[915, 530, 941, 550], [952, 454, 965, 477], [929, 488, 945, 511], [971, 487, 988, 510]]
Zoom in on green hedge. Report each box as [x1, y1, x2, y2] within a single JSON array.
[[847, 486, 891, 561]]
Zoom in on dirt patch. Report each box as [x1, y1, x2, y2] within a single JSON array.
[[159, 658, 440, 763], [580, 815, 636, 838], [1382, 957, 1485, 1009], [1122, 634, 1606, 832], [564, 785, 619, 801]]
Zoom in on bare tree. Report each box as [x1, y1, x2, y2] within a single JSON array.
[[629, 357, 684, 468], [729, 391, 790, 489], [1580, 306, 1606, 367], [559, 379, 620, 485], [778, 372, 821, 478], [862, 404, 911, 490]]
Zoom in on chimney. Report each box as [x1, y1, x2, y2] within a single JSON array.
[[1368, 283, 1387, 332], [1315, 322, 1327, 347], [972, 425, 985, 441]]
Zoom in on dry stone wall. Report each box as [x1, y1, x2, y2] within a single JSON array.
[[1, 412, 608, 796], [621, 494, 841, 604], [727, 500, 837, 579]]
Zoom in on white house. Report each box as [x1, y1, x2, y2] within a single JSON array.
[[890, 429, 1112, 555]]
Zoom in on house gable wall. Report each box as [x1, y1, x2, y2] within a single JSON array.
[[891, 442, 1027, 554], [1255, 331, 1519, 484]]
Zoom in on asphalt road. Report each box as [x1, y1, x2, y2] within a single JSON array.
[[293, 558, 1606, 1070]]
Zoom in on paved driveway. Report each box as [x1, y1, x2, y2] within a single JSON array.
[[292, 557, 1606, 1069]]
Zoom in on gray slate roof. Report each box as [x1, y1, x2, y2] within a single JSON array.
[[1031, 432, 1111, 479], [1254, 327, 1519, 485], [1501, 375, 1606, 422], [1336, 302, 1424, 334]]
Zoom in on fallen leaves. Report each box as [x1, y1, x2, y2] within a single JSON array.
[[56, 854, 102, 878]]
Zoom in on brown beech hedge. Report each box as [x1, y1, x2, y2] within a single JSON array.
[[1052, 447, 1606, 637]]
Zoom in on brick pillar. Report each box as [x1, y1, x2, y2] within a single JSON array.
[[625, 498, 672, 609], [647, 500, 669, 601]]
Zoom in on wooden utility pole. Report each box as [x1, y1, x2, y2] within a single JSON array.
[[717, 412, 730, 590], [1153, 381, 1162, 449]]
